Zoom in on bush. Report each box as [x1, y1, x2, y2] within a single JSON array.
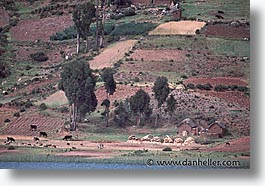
[[214, 84, 228, 92], [13, 112, 20, 117], [4, 118, 10, 122], [58, 106, 69, 113], [0, 61, 11, 78], [111, 22, 157, 36], [124, 7, 136, 16], [187, 83, 196, 90], [133, 77, 140, 82], [25, 100, 33, 108], [8, 146, 15, 150], [39, 103, 48, 111], [180, 74, 188, 79], [20, 107, 26, 112], [30, 52, 48, 62], [162, 147, 172, 151], [196, 83, 212, 90]]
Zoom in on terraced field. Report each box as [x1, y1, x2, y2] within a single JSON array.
[[2, 117, 65, 137]]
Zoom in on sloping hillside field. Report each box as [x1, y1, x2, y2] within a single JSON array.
[[0, 0, 250, 169]]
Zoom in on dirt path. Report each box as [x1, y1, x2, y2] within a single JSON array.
[[89, 40, 137, 69]]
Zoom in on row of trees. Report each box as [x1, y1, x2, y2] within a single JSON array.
[[59, 59, 176, 130], [72, 0, 134, 54]]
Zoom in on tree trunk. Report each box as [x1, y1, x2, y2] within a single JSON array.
[[100, 0, 106, 48], [155, 113, 158, 128], [106, 106, 109, 127], [95, 0, 99, 48], [137, 113, 142, 126], [85, 36, 89, 53], [76, 33, 80, 54], [70, 103, 77, 131]]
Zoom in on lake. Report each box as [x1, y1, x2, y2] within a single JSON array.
[[0, 162, 186, 169]]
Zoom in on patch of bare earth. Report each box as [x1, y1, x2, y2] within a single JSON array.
[[199, 91, 250, 108], [89, 40, 137, 69], [0, 107, 19, 127], [130, 49, 186, 62], [38, 90, 68, 106], [184, 77, 248, 87], [202, 136, 250, 153], [2, 117, 65, 136], [149, 21, 206, 35], [10, 15, 73, 41], [205, 24, 250, 39], [184, 77, 249, 108], [96, 84, 152, 108]]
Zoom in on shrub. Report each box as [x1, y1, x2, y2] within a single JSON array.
[[58, 106, 69, 113], [4, 118, 10, 122], [39, 103, 48, 110], [162, 147, 172, 151], [180, 74, 188, 79], [134, 77, 140, 82], [124, 7, 136, 16], [237, 86, 248, 92], [8, 146, 15, 150], [214, 84, 228, 92], [25, 100, 33, 108], [30, 52, 48, 62], [20, 107, 26, 112], [187, 83, 196, 90], [0, 61, 11, 78], [196, 83, 212, 90], [13, 112, 20, 117]]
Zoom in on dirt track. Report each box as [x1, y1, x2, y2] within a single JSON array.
[[89, 40, 137, 69]]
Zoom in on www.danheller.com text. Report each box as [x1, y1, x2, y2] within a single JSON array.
[[146, 158, 241, 168]]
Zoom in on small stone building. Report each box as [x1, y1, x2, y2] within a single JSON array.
[[177, 118, 198, 136], [207, 121, 226, 137]]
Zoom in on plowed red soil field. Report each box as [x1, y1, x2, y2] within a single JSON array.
[[2, 117, 64, 136], [130, 49, 186, 62], [205, 24, 250, 39], [184, 77, 248, 87], [10, 15, 73, 41]]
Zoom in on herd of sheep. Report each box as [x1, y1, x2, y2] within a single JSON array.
[[127, 135, 196, 146]]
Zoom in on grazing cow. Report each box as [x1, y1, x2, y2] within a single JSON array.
[[7, 137, 15, 143], [225, 142, 230, 146], [39, 131, 48, 137], [215, 15, 224, 19], [63, 135, 72, 141], [218, 10, 224, 14], [30, 124, 37, 131], [97, 143, 104, 149], [33, 136, 40, 142], [128, 135, 136, 140]]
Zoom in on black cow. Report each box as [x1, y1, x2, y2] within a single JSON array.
[[63, 135, 72, 141], [225, 142, 230, 146], [33, 136, 40, 142], [39, 131, 48, 137], [30, 124, 37, 131], [218, 10, 224, 14], [215, 15, 224, 19], [7, 137, 15, 143]]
